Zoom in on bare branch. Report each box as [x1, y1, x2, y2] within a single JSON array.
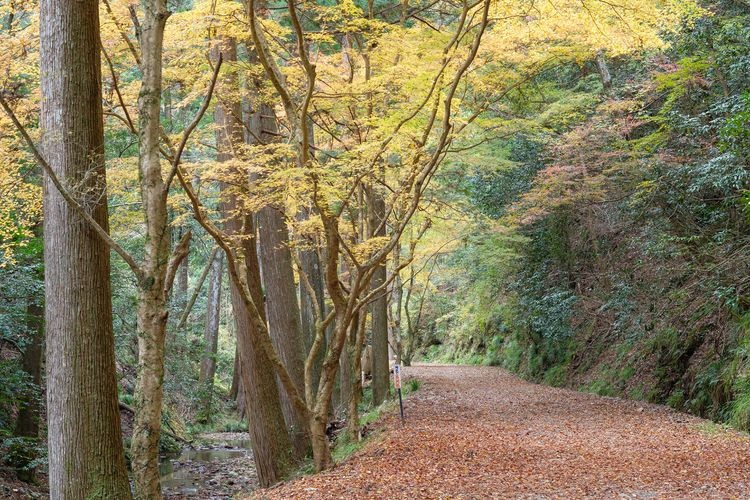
[[164, 230, 192, 294], [0, 94, 144, 281], [163, 54, 223, 192]]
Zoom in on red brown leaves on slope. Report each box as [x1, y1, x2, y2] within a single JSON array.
[[255, 365, 750, 499]]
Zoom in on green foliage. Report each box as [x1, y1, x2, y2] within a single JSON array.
[[584, 377, 616, 397], [414, 3, 750, 438], [0, 257, 42, 438], [2, 436, 45, 480], [543, 365, 567, 387]]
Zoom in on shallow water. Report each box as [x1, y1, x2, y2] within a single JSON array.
[[159, 439, 251, 492]]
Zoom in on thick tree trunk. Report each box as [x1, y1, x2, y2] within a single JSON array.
[[214, 37, 294, 486], [131, 1, 174, 497], [39, 0, 132, 496], [368, 186, 390, 406], [199, 251, 223, 421], [227, 269, 295, 485], [254, 100, 310, 457], [257, 205, 310, 456]]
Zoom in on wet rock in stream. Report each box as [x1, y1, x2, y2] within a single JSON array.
[[161, 433, 258, 499]]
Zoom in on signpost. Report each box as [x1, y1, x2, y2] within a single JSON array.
[[393, 363, 404, 420]]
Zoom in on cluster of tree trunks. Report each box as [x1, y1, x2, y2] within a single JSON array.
[[17, 0, 491, 495]]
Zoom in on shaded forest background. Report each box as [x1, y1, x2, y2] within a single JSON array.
[[417, 0, 750, 433]]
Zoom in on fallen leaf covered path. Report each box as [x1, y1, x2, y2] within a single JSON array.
[[258, 364, 750, 498]]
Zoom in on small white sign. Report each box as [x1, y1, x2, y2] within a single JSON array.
[[393, 364, 402, 389]]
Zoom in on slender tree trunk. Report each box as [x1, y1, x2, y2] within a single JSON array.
[[595, 50, 612, 91], [298, 120, 326, 395], [131, 1, 177, 497], [298, 228, 326, 399], [390, 242, 403, 364], [214, 37, 294, 486], [368, 185, 390, 406], [339, 259, 353, 413], [199, 251, 223, 421], [177, 246, 219, 330], [346, 310, 367, 440], [229, 343, 240, 400], [175, 226, 189, 310], [339, 326, 352, 413], [40, 0, 132, 496], [13, 300, 43, 483]]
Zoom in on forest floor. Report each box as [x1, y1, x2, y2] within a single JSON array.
[[254, 364, 750, 499]]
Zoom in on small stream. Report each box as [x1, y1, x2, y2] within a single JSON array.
[[159, 435, 257, 497]]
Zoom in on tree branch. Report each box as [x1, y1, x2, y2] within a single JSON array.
[[0, 94, 144, 282]]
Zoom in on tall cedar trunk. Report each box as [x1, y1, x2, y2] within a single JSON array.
[[298, 119, 326, 394], [339, 260, 352, 412], [14, 300, 43, 482], [131, 1, 172, 497], [390, 242, 403, 364], [257, 205, 310, 455], [339, 327, 352, 412], [214, 37, 293, 486], [298, 228, 325, 393], [39, 0, 132, 496], [198, 251, 223, 421], [346, 310, 367, 440], [368, 185, 390, 405], [255, 107, 310, 457]]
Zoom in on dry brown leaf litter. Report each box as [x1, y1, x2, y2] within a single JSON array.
[[254, 364, 750, 499]]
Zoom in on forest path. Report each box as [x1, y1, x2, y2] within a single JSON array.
[[258, 364, 750, 499]]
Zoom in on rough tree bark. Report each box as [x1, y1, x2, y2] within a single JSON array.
[[198, 251, 223, 421], [214, 37, 294, 486], [368, 184, 390, 406], [255, 105, 310, 457], [39, 0, 132, 496], [298, 225, 326, 389], [257, 203, 310, 456]]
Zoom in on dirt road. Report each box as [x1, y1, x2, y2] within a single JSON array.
[[259, 364, 750, 499]]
